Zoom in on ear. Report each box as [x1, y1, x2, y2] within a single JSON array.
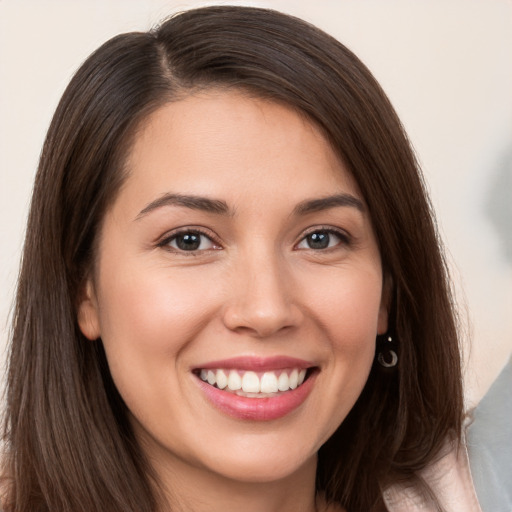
[[77, 278, 101, 340], [377, 274, 393, 335]]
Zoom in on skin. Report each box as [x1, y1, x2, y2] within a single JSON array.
[[78, 90, 388, 512]]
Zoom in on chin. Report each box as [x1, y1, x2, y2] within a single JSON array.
[[204, 451, 316, 484], [190, 432, 318, 484]]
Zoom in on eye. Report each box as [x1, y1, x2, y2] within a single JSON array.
[[162, 230, 219, 252], [296, 229, 346, 250]]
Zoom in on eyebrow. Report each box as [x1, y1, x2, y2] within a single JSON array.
[[293, 194, 365, 215], [135, 193, 232, 220], [135, 191, 365, 221]]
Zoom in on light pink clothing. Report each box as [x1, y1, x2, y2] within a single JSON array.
[[383, 440, 482, 512]]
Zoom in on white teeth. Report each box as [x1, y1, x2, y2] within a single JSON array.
[[277, 372, 290, 391], [216, 369, 228, 390], [242, 371, 260, 393], [227, 370, 242, 391], [289, 369, 299, 389], [199, 367, 310, 394], [260, 371, 279, 393]]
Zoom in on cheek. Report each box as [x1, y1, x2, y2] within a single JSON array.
[[300, 264, 382, 418], [94, 261, 221, 398], [303, 264, 384, 344], [94, 262, 223, 430]]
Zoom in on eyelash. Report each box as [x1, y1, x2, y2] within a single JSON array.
[[296, 226, 352, 251], [157, 226, 351, 255], [157, 228, 221, 255]]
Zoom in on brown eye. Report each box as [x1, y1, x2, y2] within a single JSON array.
[[305, 232, 331, 249], [165, 231, 217, 252]]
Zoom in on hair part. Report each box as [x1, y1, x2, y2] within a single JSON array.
[[3, 6, 462, 512]]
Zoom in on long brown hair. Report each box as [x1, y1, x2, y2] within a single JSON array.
[[2, 6, 463, 512]]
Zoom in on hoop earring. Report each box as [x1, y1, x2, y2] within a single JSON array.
[[377, 335, 398, 368]]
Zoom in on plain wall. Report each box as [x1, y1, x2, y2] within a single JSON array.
[[1, 0, 511, 407]]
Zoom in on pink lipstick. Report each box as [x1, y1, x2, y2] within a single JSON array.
[[193, 356, 317, 421]]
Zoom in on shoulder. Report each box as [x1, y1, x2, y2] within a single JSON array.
[[467, 356, 512, 512], [382, 438, 482, 512]]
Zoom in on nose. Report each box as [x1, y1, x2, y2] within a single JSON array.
[[221, 251, 303, 338]]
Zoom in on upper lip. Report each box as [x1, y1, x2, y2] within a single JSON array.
[[193, 356, 316, 372]]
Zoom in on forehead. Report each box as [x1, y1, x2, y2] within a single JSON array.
[[121, 90, 361, 213]]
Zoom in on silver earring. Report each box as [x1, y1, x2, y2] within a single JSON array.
[[378, 335, 398, 368]]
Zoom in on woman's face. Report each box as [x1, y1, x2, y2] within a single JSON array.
[[78, 91, 388, 486]]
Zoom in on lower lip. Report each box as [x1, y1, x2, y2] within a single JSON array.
[[196, 372, 316, 421]]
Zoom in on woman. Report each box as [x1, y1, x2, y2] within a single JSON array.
[[1, 6, 481, 512]]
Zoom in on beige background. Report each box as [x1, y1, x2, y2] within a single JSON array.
[[1, 0, 511, 407]]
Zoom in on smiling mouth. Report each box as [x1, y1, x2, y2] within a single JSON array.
[[195, 368, 313, 398]]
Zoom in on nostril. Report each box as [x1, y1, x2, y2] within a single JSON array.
[[221, 302, 303, 338]]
